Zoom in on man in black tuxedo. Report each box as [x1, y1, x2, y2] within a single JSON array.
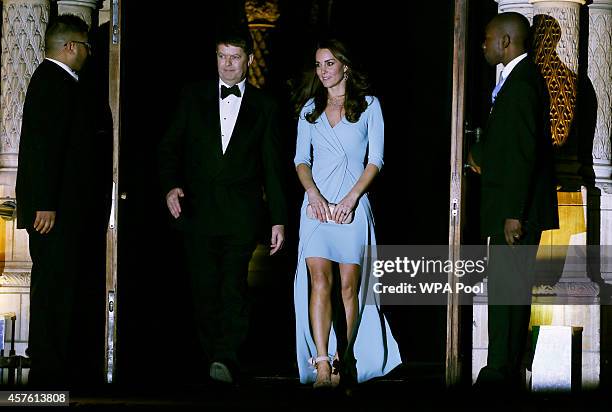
[[158, 29, 287, 384], [16, 15, 112, 388], [469, 12, 558, 391]]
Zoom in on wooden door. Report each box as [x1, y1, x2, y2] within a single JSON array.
[[446, 0, 469, 387], [105, 0, 122, 384], [446, 0, 498, 387]]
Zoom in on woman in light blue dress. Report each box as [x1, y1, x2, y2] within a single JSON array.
[[293, 38, 401, 389]]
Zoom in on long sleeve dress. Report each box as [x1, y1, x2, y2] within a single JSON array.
[[293, 96, 402, 384]]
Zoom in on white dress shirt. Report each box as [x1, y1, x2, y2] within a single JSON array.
[[219, 78, 246, 154], [497, 53, 527, 93], [45, 58, 79, 81]]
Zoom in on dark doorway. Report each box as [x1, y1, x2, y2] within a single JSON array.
[[115, 0, 460, 387], [459, 0, 499, 385]]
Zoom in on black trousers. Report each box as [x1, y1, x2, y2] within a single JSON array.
[[184, 231, 256, 368], [477, 225, 541, 386], [27, 225, 106, 389]]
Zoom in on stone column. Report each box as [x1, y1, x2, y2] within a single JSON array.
[[497, 0, 534, 22], [530, 1, 599, 390], [590, 1, 612, 173], [0, 0, 50, 361], [588, 1, 612, 255], [99, 0, 110, 26], [0, 0, 49, 186], [57, 0, 99, 28], [588, 0, 612, 290], [530, 0, 584, 71], [531, 0, 584, 150]]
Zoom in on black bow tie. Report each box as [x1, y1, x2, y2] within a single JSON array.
[[221, 84, 241, 99]]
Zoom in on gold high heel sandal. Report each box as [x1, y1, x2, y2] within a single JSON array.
[[309, 355, 332, 389]]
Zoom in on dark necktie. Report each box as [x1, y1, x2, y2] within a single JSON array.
[[221, 84, 241, 99]]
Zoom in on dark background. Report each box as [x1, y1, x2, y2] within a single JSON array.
[[114, 0, 498, 386]]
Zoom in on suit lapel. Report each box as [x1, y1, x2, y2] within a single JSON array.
[[198, 84, 223, 159]]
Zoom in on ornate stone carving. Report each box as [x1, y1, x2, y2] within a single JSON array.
[[588, 3, 612, 162], [245, 0, 279, 25], [532, 282, 600, 297], [532, 6, 580, 147], [0, 272, 31, 287], [474, 280, 600, 302], [596, 182, 612, 195], [533, 5, 580, 72], [0, 0, 50, 168], [245, 0, 279, 88], [248, 28, 269, 88]]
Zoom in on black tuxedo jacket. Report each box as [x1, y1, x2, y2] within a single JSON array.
[[158, 80, 287, 239], [16, 59, 112, 231], [473, 57, 559, 236]]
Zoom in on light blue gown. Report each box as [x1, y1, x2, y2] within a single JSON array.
[[293, 96, 402, 384]]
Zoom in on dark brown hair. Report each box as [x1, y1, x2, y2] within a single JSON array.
[[293, 38, 371, 124], [215, 27, 254, 55]]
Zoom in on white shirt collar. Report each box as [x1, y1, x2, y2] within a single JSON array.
[[500, 53, 528, 80], [218, 78, 246, 98], [45, 58, 79, 81]]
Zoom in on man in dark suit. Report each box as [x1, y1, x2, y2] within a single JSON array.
[[16, 15, 112, 388], [469, 12, 559, 391], [158, 29, 287, 384]]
